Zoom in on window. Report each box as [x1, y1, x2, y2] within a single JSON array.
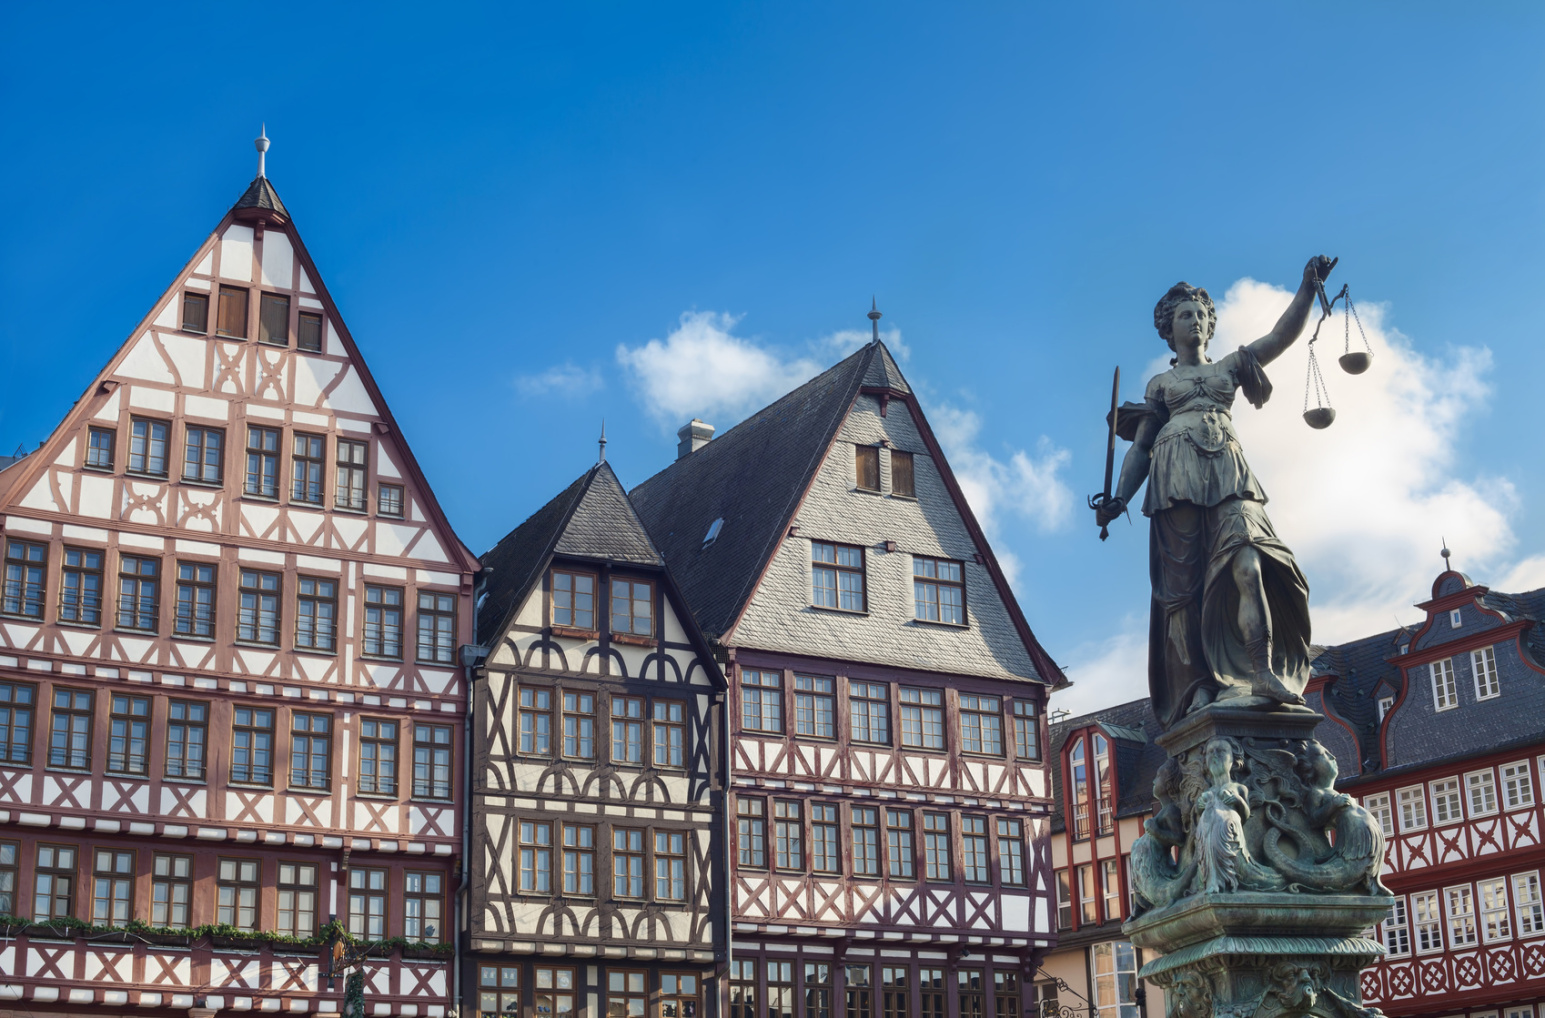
[[856, 445, 880, 490], [730, 961, 757, 1018], [231, 706, 275, 785], [405, 871, 442, 942], [359, 719, 398, 795], [277, 863, 318, 938], [48, 688, 93, 769], [335, 438, 368, 511], [295, 576, 337, 652], [610, 578, 653, 636], [1378, 695, 1394, 721], [538, 968, 579, 1018], [741, 670, 783, 733], [107, 694, 150, 775], [259, 292, 289, 345], [237, 569, 280, 644], [850, 682, 890, 744], [1503, 761, 1536, 810], [562, 824, 594, 895], [1468, 769, 1499, 816], [151, 854, 192, 928], [891, 450, 915, 498], [290, 713, 331, 791], [770, 962, 796, 1018], [1480, 877, 1512, 942], [795, 675, 836, 738], [1382, 895, 1410, 956], [33, 844, 77, 921], [551, 569, 596, 629], [923, 812, 950, 880], [86, 427, 115, 470], [298, 311, 324, 352], [956, 969, 983, 1018], [348, 866, 387, 939], [182, 291, 209, 333], [1078, 863, 1097, 924], [417, 591, 457, 663], [1431, 658, 1457, 711], [920, 969, 945, 1018], [91, 849, 134, 925], [1450, 608, 1463, 628], [993, 972, 1020, 1018], [807, 964, 834, 1018], [886, 808, 914, 879], [519, 820, 553, 892], [378, 483, 404, 517], [165, 701, 207, 780], [660, 973, 696, 1018], [1412, 890, 1443, 953], [218, 285, 249, 337], [218, 858, 260, 930], [1093, 733, 1114, 835], [1473, 646, 1501, 699], [1364, 792, 1393, 836], [559, 693, 594, 760], [244, 425, 280, 497], [1514, 872, 1544, 936], [0, 682, 35, 765], [3, 540, 46, 618], [1446, 884, 1478, 947], [1430, 778, 1462, 825], [610, 695, 642, 764], [1091, 942, 1139, 1018], [174, 561, 216, 638], [900, 687, 945, 750], [117, 555, 160, 631], [1011, 700, 1039, 760], [520, 687, 552, 755], [655, 830, 686, 900], [852, 805, 880, 877], [812, 803, 840, 874], [1056, 869, 1072, 928], [738, 797, 767, 868], [362, 584, 403, 658], [962, 815, 989, 883], [914, 557, 965, 625], [998, 818, 1025, 886], [480, 966, 520, 1018], [812, 541, 865, 611], [291, 433, 325, 504], [881, 968, 907, 1018], [59, 548, 104, 626], [414, 723, 453, 799], [183, 426, 223, 484], [653, 700, 684, 767], [613, 828, 644, 897], [847, 965, 874, 1018], [1397, 786, 1427, 831], [128, 418, 169, 477], [774, 800, 804, 870], [1102, 857, 1123, 921], [959, 694, 1003, 755]]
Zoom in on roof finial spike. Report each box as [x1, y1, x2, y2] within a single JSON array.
[[1441, 538, 1452, 571], [867, 296, 882, 344], [598, 420, 607, 464], [255, 124, 271, 179]]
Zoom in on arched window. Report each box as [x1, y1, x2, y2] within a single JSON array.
[[1093, 734, 1113, 836], [1070, 737, 1089, 840]]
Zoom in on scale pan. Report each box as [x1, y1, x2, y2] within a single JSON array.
[[1339, 352, 1372, 375], [1303, 407, 1337, 429]]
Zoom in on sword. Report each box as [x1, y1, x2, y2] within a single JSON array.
[[1087, 366, 1120, 541]]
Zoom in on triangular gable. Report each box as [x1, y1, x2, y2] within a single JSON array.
[[553, 464, 664, 566]]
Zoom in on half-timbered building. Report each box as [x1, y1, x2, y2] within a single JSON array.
[[628, 329, 1065, 1018], [469, 459, 726, 1018], [0, 148, 478, 1016]]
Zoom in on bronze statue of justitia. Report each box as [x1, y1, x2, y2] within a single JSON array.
[[1094, 255, 1337, 728]]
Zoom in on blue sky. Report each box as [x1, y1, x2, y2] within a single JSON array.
[[4, 3, 1543, 714]]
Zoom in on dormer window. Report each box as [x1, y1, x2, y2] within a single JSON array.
[[1450, 609, 1463, 629], [1430, 659, 1458, 711], [1070, 738, 1090, 839], [1069, 732, 1114, 840], [1472, 647, 1500, 700], [550, 570, 596, 630], [1093, 733, 1113, 835], [1377, 696, 1394, 721]]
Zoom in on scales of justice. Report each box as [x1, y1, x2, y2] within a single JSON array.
[[1085, 256, 1393, 1018]]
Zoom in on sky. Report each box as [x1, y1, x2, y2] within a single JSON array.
[[3, 3, 1543, 718]]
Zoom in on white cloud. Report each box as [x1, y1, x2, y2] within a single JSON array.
[[616, 311, 824, 427], [514, 362, 604, 398], [819, 325, 909, 362], [1051, 617, 1149, 720]]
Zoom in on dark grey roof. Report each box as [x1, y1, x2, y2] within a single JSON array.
[[628, 343, 883, 640], [232, 176, 289, 217], [1047, 698, 1165, 834], [862, 342, 910, 393], [476, 462, 662, 643]]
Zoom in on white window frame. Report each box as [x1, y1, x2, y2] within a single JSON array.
[[1478, 876, 1512, 944], [1505, 1007, 1534, 1018], [1377, 695, 1394, 721], [1397, 785, 1428, 832], [1411, 890, 1443, 954], [1450, 609, 1463, 629], [1513, 871, 1544, 937], [1472, 646, 1500, 700], [1381, 896, 1410, 957], [1429, 778, 1463, 826], [1430, 659, 1458, 711], [1363, 792, 1393, 837], [1467, 768, 1499, 817], [1445, 883, 1478, 948], [1501, 760, 1535, 811]]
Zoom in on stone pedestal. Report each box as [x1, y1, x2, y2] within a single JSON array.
[[1122, 706, 1395, 1018]]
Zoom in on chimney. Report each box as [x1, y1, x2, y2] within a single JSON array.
[[677, 419, 715, 460]]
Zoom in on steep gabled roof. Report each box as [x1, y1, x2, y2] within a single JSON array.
[[477, 461, 664, 642], [232, 176, 289, 217]]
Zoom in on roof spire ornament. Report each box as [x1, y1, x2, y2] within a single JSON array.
[[868, 297, 882, 344], [255, 124, 270, 179], [598, 420, 607, 464], [1441, 538, 1452, 571]]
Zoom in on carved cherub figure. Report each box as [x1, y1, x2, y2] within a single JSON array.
[[1194, 736, 1285, 893], [1261, 741, 1390, 895], [1130, 759, 1199, 912]]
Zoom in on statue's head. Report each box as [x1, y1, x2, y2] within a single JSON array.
[[1153, 758, 1180, 803], [1202, 736, 1240, 781], [1298, 741, 1340, 786], [1154, 282, 1217, 354]]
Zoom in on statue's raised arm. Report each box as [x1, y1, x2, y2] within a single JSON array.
[[1247, 254, 1338, 366]]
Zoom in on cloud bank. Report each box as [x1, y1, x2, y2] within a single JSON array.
[[514, 362, 605, 398]]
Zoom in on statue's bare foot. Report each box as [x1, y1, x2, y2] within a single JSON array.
[[1252, 669, 1306, 706]]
